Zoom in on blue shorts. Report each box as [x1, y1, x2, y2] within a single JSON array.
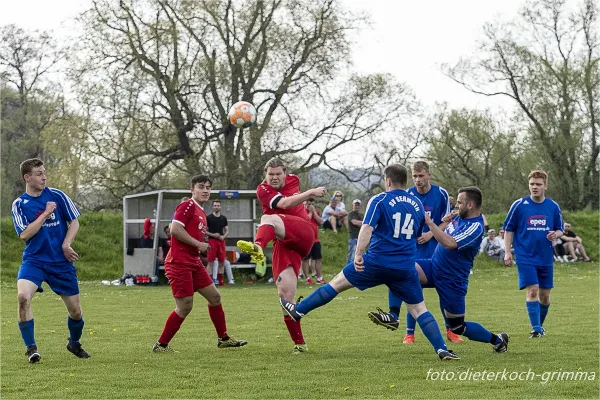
[[342, 261, 424, 305], [431, 267, 468, 315], [517, 264, 553, 290], [416, 258, 435, 288], [17, 260, 79, 296]]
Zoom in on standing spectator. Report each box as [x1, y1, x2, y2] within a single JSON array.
[[322, 197, 349, 233], [206, 200, 229, 286], [479, 229, 505, 262], [346, 199, 364, 265], [561, 222, 591, 262], [301, 198, 326, 284], [333, 190, 346, 211], [159, 225, 172, 266]]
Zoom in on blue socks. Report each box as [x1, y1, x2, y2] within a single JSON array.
[[539, 302, 550, 326], [388, 289, 402, 320], [296, 284, 338, 315], [416, 312, 447, 352], [68, 316, 85, 347], [464, 321, 500, 344], [406, 312, 416, 335], [18, 319, 36, 347], [526, 301, 542, 333]]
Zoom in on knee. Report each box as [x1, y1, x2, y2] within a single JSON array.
[[17, 293, 30, 309], [277, 286, 294, 301], [447, 316, 466, 335], [177, 300, 194, 316], [208, 291, 221, 306], [526, 286, 539, 299]]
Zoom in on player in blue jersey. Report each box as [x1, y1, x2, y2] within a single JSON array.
[[502, 170, 564, 338], [369, 186, 509, 353], [279, 164, 459, 360], [11, 158, 89, 363], [387, 161, 461, 344]]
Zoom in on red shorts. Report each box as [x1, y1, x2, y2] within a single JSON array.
[[272, 215, 314, 280], [164, 262, 213, 298], [207, 238, 226, 262]]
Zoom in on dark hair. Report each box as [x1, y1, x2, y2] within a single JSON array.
[[264, 157, 287, 172], [412, 160, 430, 173], [212, 200, 221, 205], [20, 158, 44, 180], [307, 197, 315, 202], [458, 186, 482, 208], [384, 164, 408, 187], [191, 175, 212, 187]]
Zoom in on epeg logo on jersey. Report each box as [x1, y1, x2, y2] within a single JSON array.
[[527, 215, 547, 227], [35, 210, 55, 221]]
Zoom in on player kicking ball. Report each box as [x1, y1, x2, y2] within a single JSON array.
[[153, 175, 247, 352], [238, 158, 327, 354], [278, 164, 459, 360], [368, 187, 509, 354]]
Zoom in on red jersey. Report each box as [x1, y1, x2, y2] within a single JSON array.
[[257, 174, 309, 221], [165, 199, 207, 267]]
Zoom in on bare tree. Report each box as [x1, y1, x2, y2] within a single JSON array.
[[444, 0, 599, 210], [72, 0, 417, 196]]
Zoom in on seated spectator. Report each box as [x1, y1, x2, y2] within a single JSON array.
[[552, 238, 568, 262], [332, 190, 346, 211], [140, 218, 164, 273], [159, 225, 171, 264], [561, 222, 591, 262], [479, 229, 505, 262], [322, 197, 348, 233]]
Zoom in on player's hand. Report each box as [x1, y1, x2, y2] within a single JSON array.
[[311, 187, 327, 198], [62, 245, 79, 262], [417, 231, 433, 244], [198, 242, 210, 253], [441, 211, 457, 223], [504, 253, 513, 266], [44, 202, 57, 217], [424, 212, 434, 226], [354, 254, 364, 272], [546, 230, 559, 241]]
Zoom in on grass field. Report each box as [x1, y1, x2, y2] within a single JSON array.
[[1, 260, 598, 399]]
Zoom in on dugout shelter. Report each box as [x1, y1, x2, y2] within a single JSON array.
[[122, 189, 261, 276]]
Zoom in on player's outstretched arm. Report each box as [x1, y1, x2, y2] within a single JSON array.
[[276, 187, 327, 210], [19, 201, 57, 241]]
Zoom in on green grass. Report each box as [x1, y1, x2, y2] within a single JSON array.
[[1, 260, 599, 399]]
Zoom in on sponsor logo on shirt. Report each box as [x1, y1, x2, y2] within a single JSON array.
[[527, 215, 547, 226]]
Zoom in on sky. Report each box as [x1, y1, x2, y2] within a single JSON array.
[[0, 0, 525, 111]]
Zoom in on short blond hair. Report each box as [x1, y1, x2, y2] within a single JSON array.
[[264, 157, 286, 172], [528, 170, 548, 184], [412, 160, 430, 173]]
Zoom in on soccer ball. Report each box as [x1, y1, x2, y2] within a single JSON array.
[[228, 101, 257, 129]]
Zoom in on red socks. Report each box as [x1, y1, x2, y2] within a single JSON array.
[[255, 224, 276, 248], [284, 316, 305, 344], [217, 273, 224, 286], [208, 304, 228, 339], [158, 311, 186, 344]]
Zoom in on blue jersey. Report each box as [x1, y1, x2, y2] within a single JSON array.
[[407, 184, 451, 258], [362, 189, 425, 270], [503, 196, 563, 267], [11, 187, 80, 264], [432, 215, 485, 290]]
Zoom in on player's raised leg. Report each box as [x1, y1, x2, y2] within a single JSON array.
[[445, 310, 509, 353], [17, 278, 41, 363], [237, 214, 284, 275]]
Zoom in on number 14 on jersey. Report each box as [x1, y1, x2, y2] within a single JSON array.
[[392, 213, 414, 239]]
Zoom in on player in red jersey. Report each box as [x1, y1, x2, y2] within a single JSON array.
[[237, 158, 326, 354], [153, 175, 247, 352]]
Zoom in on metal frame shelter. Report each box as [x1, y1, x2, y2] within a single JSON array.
[[122, 189, 260, 276]]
